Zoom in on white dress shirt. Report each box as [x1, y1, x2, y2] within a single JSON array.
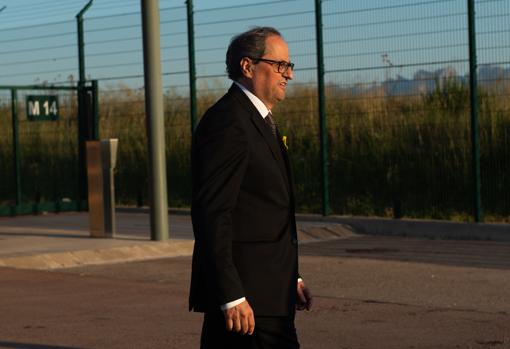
[[234, 81, 271, 118]]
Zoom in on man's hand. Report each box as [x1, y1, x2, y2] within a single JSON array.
[[223, 300, 255, 335], [296, 280, 312, 311]]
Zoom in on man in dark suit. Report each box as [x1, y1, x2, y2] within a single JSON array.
[[189, 26, 312, 349]]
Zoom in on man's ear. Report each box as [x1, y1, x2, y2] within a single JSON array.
[[240, 57, 254, 78]]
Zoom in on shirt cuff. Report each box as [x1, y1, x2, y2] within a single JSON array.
[[297, 278, 303, 283], [220, 297, 246, 310]]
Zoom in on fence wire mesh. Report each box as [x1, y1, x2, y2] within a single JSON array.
[[0, 88, 79, 208], [0, 0, 509, 220]]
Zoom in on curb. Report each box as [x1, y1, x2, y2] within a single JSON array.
[[118, 207, 510, 242], [296, 214, 510, 242], [0, 239, 194, 270]]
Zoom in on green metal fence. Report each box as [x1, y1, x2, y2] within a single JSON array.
[[0, 83, 98, 215], [0, 0, 508, 222]]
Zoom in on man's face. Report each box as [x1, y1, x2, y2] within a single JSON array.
[[249, 35, 293, 110]]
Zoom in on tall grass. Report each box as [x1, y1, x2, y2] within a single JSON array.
[[275, 75, 510, 220], [0, 77, 509, 221], [0, 92, 78, 206]]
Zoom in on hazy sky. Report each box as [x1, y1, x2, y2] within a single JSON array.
[[0, 0, 508, 88], [0, 0, 260, 29]]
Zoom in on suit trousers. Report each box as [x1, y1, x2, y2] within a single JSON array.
[[200, 311, 299, 349]]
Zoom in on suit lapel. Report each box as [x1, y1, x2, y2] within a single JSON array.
[[251, 114, 292, 193], [250, 112, 283, 163], [228, 84, 291, 195]]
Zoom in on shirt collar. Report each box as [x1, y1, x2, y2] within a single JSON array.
[[234, 81, 271, 118]]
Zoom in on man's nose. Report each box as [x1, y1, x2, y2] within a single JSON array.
[[283, 67, 293, 80]]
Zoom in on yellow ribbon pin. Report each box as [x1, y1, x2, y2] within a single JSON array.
[[282, 136, 288, 150]]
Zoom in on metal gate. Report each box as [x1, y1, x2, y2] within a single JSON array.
[[0, 81, 98, 216]]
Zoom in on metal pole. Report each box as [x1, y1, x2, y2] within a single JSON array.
[[141, 0, 169, 241], [11, 89, 21, 210], [315, 0, 330, 216], [467, 0, 482, 222], [186, 0, 198, 134]]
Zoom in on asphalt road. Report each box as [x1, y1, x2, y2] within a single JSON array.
[[1, 236, 510, 349]]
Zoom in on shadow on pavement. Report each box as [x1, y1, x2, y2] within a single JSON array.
[[300, 236, 510, 269]]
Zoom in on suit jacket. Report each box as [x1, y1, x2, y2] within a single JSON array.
[[189, 83, 299, 317]]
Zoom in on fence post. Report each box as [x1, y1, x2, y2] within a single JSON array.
[[314, 0, 330, 216], [92, 80, 99, 140], [77, 0, 93, 83], [10, 88, 21, 212], [467, 0, 482, 222], [186, 0, 198, 134], [76, 0, 93, 211]]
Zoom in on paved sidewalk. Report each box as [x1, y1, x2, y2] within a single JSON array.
[[0, 212, 194, 269], [0, 211, 353, 269], [1, 210, 509, 270]]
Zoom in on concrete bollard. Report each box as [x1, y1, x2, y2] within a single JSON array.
[[86, 139, 118, 238]]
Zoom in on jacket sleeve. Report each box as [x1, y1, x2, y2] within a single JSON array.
[[192, 113, 249, 306]]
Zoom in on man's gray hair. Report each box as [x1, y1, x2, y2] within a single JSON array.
[[226, 26, 282, 80]]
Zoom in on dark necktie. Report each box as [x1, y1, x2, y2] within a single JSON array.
[[264, 112, 277, 138]]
